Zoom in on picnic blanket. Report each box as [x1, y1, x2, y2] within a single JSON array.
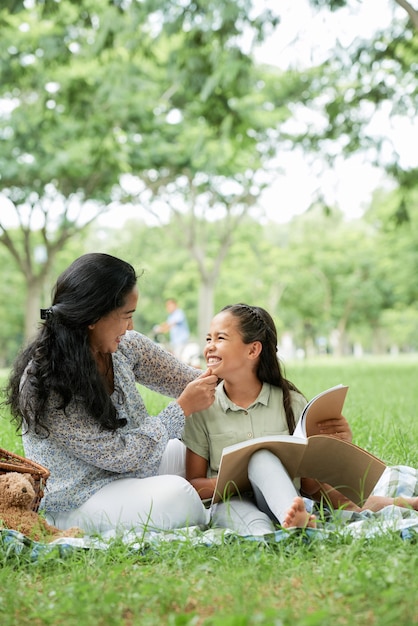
[[1, 504, 417, 562], [1, 465, 417, 561]]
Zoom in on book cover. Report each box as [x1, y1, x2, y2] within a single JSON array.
[[293, 384, 349, 438], [212, 433, 386, 507]]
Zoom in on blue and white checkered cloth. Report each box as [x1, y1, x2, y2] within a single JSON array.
[[372, 465, 418, 498], [1, 465, 417, 560]]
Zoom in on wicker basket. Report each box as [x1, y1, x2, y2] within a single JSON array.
[[0, 448, 50, 512]]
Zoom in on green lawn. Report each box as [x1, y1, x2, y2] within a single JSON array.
[[0, 358, 417, 626]]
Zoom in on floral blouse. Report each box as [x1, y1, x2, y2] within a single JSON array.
[[21, 331, 198, 512]]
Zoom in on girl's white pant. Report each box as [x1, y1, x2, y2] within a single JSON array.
[[211, 449, 301, 536], [48, 439, 209, 534]]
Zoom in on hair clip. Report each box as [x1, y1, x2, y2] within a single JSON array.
[[40, 308, 53, 320]]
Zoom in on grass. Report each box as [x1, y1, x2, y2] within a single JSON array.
[[0, 357, 417, 626]]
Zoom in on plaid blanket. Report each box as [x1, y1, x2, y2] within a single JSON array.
[[372, 465, 418, 498], [1, 466, 417, 560], [1, 509, 417, 561]]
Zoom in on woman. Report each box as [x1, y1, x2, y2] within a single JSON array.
[[5, 253, 218, 534]]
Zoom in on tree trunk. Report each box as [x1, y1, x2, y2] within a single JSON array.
[[25, 279, 42, 341]]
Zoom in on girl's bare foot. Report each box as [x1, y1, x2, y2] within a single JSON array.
[[282, 496, 317, 529]]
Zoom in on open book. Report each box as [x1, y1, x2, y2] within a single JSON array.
[[293, 384, 349, 438], [211, 434, 386, 506]]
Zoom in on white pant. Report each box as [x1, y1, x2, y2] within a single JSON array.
[[48, 440, 209, 534], [211, 449, 300, 536]]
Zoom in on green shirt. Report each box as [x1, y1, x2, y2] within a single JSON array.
[[182, 381, 307, 477]]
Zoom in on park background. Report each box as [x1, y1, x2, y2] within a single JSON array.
[[1, 3, 418, 624], [1, 0, 418, 370]]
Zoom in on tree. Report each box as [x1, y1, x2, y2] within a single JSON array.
[[296, 0, 418, 220], [309, 0, 418, 31], [0, 243, 25, 366], [115, 3, 312, 344], [0, 0, 134, 338], [263, 207, 390, 356], [90, 216, 202, 338], [0, 0, 311, 343], [0, 208, 98, 339]]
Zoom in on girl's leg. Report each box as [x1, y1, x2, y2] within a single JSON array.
[[211, 497, 276, 536], [364, 465, 418, 511], [248, 449, 315, 528], [248, 449, 299, 524], [47, 474, 208, 533]]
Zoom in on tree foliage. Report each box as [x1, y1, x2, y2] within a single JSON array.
[[299, 0, 418, 219], [0, 0, 314, 340], [308, 0, 418, 30], [1, 0, 418, 356], [2, 202, 418, 366]]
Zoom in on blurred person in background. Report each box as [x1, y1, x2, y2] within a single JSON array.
[[154, 298, 190, 362]]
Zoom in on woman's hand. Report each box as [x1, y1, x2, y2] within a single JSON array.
[[177, 368, 218, 417]]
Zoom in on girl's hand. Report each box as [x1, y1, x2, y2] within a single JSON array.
[[316, 415, 352, 442]]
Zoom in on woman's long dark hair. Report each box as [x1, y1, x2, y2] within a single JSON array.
[[4, 253, 138, 435], [222, 304, 304, 434]]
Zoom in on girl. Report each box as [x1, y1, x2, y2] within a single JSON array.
[[183, 303, 326, 535], [183, 304, 418, 535]]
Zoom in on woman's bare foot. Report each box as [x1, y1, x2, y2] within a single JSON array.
[[361, 495, 418, 512], [282, 497, 317, 529]]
